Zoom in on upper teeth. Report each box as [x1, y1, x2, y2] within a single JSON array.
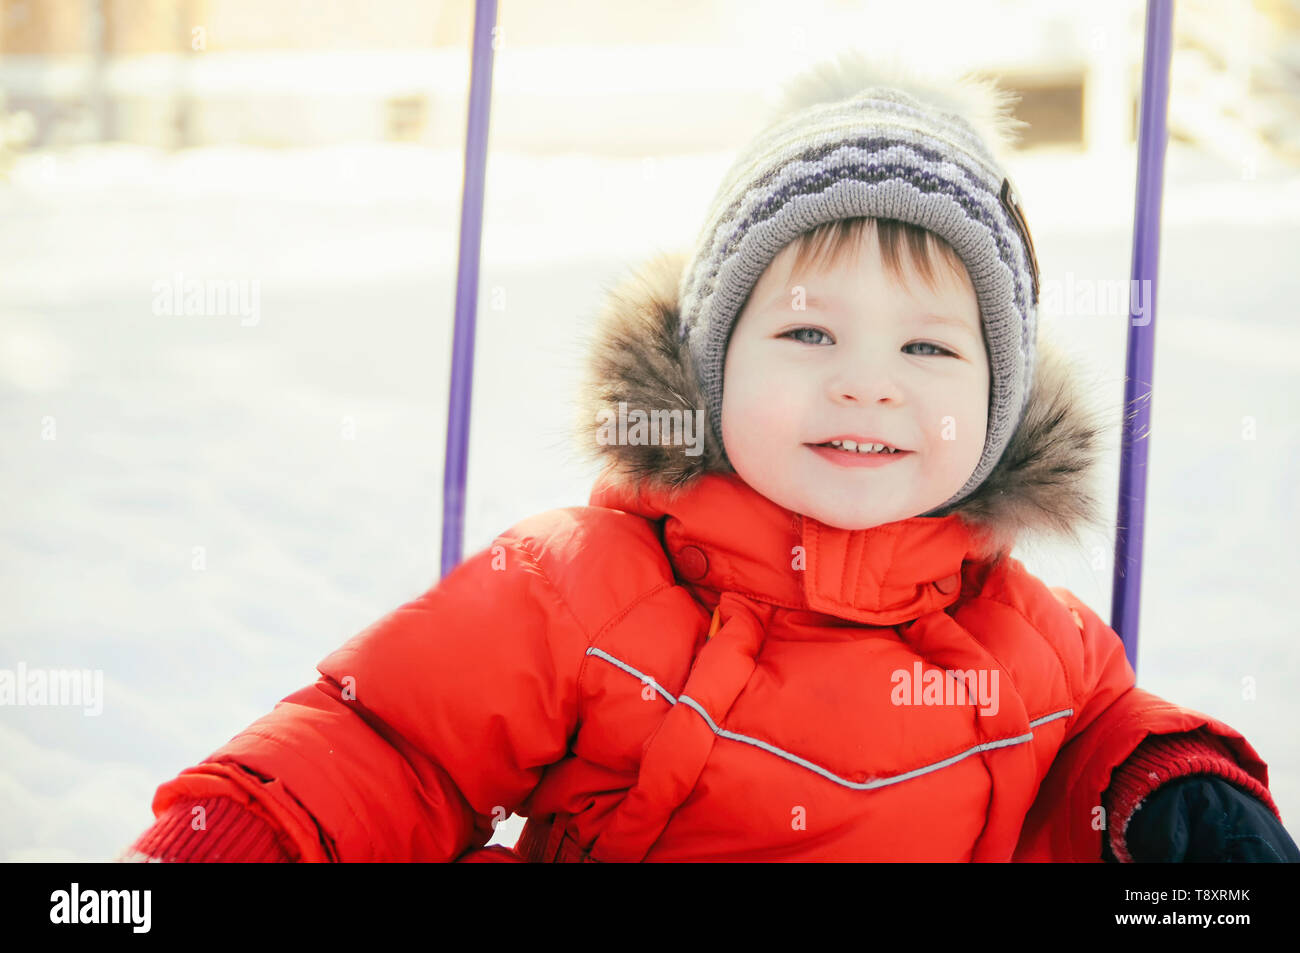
[[828, 440, 895, 453]]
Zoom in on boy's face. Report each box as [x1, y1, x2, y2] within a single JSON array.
[[720, 228, 989, 530]]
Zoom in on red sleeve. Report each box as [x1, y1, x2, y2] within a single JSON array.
[[134, 524, 594, 862], [1014, 587, 1273, 861], [117, 796, 294, 862]]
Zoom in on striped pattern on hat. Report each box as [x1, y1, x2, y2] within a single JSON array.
[[676, 61, 1040, 515]]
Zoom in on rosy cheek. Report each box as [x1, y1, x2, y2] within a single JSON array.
[[729, 369, 787, 420], [753, 397, 801, 437]]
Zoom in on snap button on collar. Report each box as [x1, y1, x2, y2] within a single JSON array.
[[932, 572, 961, 595], [676, 545, 709, 582]]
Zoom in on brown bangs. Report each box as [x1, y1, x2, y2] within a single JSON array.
[[787, 217, 970, 292]]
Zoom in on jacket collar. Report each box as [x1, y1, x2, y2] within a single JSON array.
[[590, 470, 977, 625], [575, 250, 1112, 619]]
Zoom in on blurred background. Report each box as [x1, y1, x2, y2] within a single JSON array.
[[2, 0, 1298, 862]]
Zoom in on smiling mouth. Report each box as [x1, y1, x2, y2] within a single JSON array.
[[810, 440, 906, 455]]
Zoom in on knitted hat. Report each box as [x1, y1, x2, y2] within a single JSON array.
[[676, 53, 1041, 515]]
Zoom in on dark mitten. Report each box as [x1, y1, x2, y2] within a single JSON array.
[[1124, 775, 1300, 863]]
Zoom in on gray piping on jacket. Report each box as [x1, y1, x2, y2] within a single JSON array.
[[1027, 708, 1072, 729], [586, 646, 680, 706], [585, 645, 1074, 792]]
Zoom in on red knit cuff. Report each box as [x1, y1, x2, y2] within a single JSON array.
[[1103, 730, 1279, 863], [117, 796, 297, 863]]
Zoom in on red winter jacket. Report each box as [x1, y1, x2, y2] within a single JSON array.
[[120, 253, 1281, 863]]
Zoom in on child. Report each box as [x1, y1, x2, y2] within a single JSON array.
[[120, 54, 1296, 863]]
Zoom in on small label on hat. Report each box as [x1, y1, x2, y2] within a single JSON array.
[[1000, 178, 1040, 305]]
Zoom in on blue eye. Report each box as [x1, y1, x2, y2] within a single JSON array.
[[781, 327, 832, 345], [782, 329, 955, 357], [906, 342, 956, 357]]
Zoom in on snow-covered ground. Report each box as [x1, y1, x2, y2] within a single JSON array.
[[1, 139, 1297, 861]]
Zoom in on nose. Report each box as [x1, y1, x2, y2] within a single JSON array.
[[827, 348, 904, 405]]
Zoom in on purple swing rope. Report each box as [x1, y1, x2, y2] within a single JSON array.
[[1111, 0, 1175, 673], [441, 0, 498, 579]]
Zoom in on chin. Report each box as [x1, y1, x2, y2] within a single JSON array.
[[801, 502, 898, 531]]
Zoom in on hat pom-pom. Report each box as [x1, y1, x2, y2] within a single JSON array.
[[765, 48, 1027, 159]]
